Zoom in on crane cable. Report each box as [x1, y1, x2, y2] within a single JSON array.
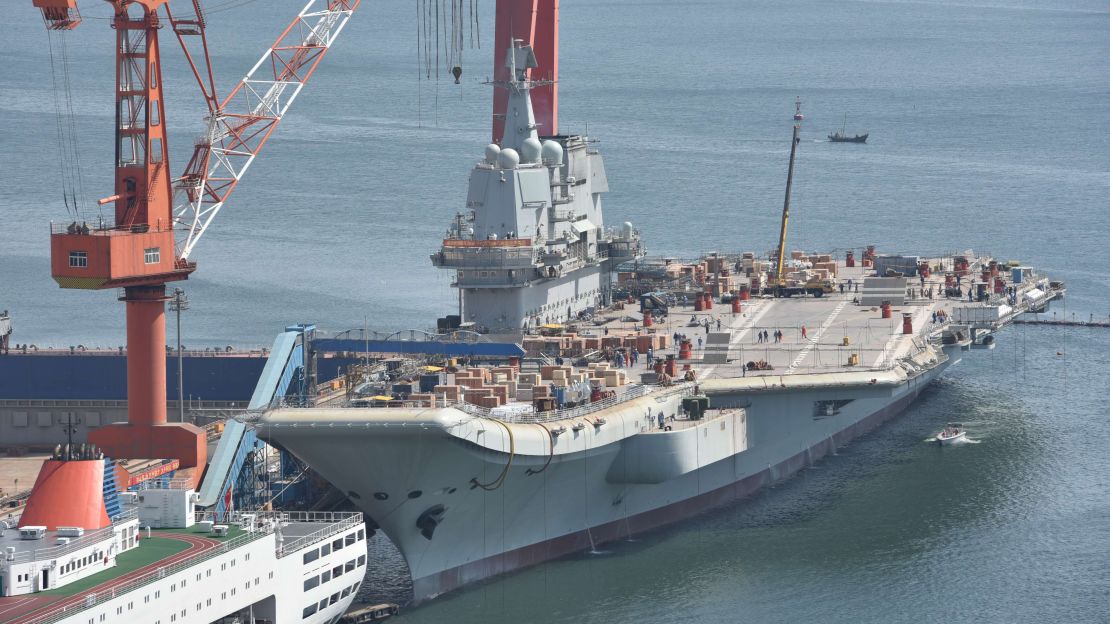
[[46, 23, 98, 224], [58, 32, 94, 223], [45, 30, 77, 220], [417, 0, 479, 82]]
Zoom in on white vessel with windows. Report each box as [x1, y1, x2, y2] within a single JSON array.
[[0, 470, 365, 624]]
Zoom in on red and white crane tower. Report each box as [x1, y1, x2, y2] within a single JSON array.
[[33, 0, 360, 487]]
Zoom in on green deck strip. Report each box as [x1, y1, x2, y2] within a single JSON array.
[[38, 536, 191, 597]]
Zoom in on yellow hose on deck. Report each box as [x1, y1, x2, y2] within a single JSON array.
[[470, 418, 515, 491]]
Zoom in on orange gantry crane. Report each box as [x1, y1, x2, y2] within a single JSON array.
[[33, 0, 360, 487]]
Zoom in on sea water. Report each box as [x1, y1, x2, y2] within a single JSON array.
[[1, 0, 1107, 621]]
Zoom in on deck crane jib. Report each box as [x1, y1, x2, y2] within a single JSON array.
[[33, 0, 361, 485]]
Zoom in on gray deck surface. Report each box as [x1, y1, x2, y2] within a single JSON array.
[[591, 261, 961, 380]]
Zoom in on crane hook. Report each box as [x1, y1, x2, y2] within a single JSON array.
[[451, 65, 462, 84]]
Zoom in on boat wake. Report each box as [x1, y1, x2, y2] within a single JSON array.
[[924, 435, 981, 445]]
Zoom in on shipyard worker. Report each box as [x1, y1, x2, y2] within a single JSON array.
[[839, 283, 845, 294], [658, 411, 665, 429], [697, 337, 703, 350], [801, 325, 808, 340], [716, 318, 722, 331]]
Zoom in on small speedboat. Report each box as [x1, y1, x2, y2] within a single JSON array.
[[935, 423, 966, 445]]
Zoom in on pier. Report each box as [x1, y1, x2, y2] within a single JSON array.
[[1015, 315, 1110, 329]]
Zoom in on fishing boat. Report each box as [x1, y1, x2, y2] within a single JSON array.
[[936, 423, 966, 445], [829, 114, 868, 143]]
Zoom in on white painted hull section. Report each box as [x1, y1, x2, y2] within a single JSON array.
[[43, 527, 364, 624], [263, 348, 956, 602]]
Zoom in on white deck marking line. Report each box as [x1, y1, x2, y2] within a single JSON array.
[[872, 305, 933, 368], [786, 301, 848, 375], [699, 301, 775, 380], [729, 300, 776, 346]]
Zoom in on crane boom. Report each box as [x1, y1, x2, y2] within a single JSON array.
[[173, 0, 361, 260], [774, 98, 803, 288]]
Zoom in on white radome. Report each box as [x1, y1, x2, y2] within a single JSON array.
[[498, 148, 520, 169], [484, 143, 501, 165], [541, 139, 564, 166], [520, 137, 543, 163]]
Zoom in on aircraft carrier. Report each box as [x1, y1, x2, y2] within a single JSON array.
[[257, 38, 1064, 602]]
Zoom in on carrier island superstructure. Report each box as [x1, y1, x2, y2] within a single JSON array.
[[430, 41, 642, 333], [258, 24, 1065, 604]]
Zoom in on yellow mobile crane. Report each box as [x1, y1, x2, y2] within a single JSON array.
[[772, 98, 835, 298]]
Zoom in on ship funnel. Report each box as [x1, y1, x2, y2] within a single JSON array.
[[18, 458, 111, 531]]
